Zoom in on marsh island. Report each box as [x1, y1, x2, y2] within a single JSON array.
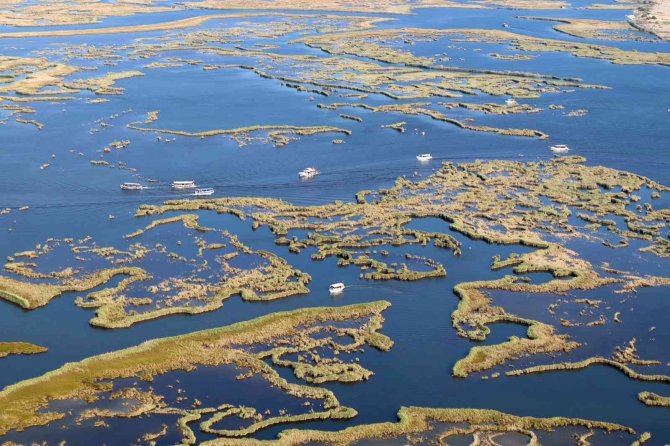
[[0, 0, 669, 444]]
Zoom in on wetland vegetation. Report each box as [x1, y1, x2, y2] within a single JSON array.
[[0, 0, 669, 444], [0, 343, 47, 360], [0, 302, 392, 441]]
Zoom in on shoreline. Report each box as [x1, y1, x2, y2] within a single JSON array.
[[632, 0, 670, 40]]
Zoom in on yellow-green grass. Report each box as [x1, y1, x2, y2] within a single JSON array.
[[200, 406, 633, 445], [0, 342, 47, 359], [0, 267, 147, 309], [0, 301, 391, 436]]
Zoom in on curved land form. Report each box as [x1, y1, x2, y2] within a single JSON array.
[[199, 406, 635, 445], [633, 0, 670, 41], [0, 342, 47, 359], [0, 217, 311, 328], [3, 157, 667, 350], [297, 27, 670, 66], [638, 391, 670, 407], [517, 16, 652, 41], [132, 156, 670, 376], [128, 119, 352, 148], [0, 13, 389, 39], [0, 301, 393, 441], [0, 4, 668, 442]]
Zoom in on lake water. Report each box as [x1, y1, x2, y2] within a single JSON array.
[[0, 3, 669, 444]]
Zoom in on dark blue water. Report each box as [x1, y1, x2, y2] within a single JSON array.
[[0, 4, 669, 444]]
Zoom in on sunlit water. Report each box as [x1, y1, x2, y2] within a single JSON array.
[[0, 4, 669, 443]]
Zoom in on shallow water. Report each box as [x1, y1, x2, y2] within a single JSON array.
[[0, 3, 669, 444]]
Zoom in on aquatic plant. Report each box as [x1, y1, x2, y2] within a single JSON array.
[[0, 342, 47, 359], [0, 301, 392, 440], [135, 156, 670, 377], [0, 267, 147, 309], [638, 391, 670, 407], [299, 27, 670, 67], [200, 406, 633, 445], [507, 357, 670, 383]]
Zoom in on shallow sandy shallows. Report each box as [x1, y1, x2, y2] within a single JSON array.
[[635, 0, 670, 40]]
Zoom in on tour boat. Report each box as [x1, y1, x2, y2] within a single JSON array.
[[505, 98, 518, 106], [329, 283, 345, 294], [416, 153, 432, 162], [194, 187, 215, 196], [299, 167, 318, 179], [550, 144, 570, 153], [121, 182, 143, 191], [172, 180, 196, 189]]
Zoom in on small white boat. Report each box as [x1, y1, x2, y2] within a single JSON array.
[[550, 144, 570, 153], [194, 187, 215, 196], [299, 167, 318, 179], [121, 182, 143, 191], [329, 282, 345, 294], [416, 153, 432, 162], [502, 22, 509, 28], [172, 180, 196, 189], [505, 98, 518, 106]]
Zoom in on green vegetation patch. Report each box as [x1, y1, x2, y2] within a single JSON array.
[[0, 301, 392, 440], [0, 342, 47, 359]]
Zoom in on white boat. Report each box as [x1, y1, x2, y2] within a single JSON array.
[[416, 153, 432, 162], [329, 282, 345, 294], [121, 182, 143, 191], [505, 98, 518, 106], [299, 167, 318, 179], [550, 144, 570, 153], [194, 187, 215, 196], [172, 180, 196, 189]]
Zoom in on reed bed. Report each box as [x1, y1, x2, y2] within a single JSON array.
[[200, 406, 633, 445], [0, 301, 391, 439], [0, 342, 47, 359]]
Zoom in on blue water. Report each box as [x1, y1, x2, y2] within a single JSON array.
[[0, 4, 669, 444]]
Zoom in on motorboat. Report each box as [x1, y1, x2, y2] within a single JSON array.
[[550, 144, 570, 153], [299, 167, 318, 179], [505, 98, 518, 106], [416, 153, 432, 162], [194, 187, 215, 196], [172, 180, 196, 189], [329, 283, 345, 294], [121, 182, 143, 191]]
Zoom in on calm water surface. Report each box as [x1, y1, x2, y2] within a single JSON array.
[[0, 4, 669, 444]]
